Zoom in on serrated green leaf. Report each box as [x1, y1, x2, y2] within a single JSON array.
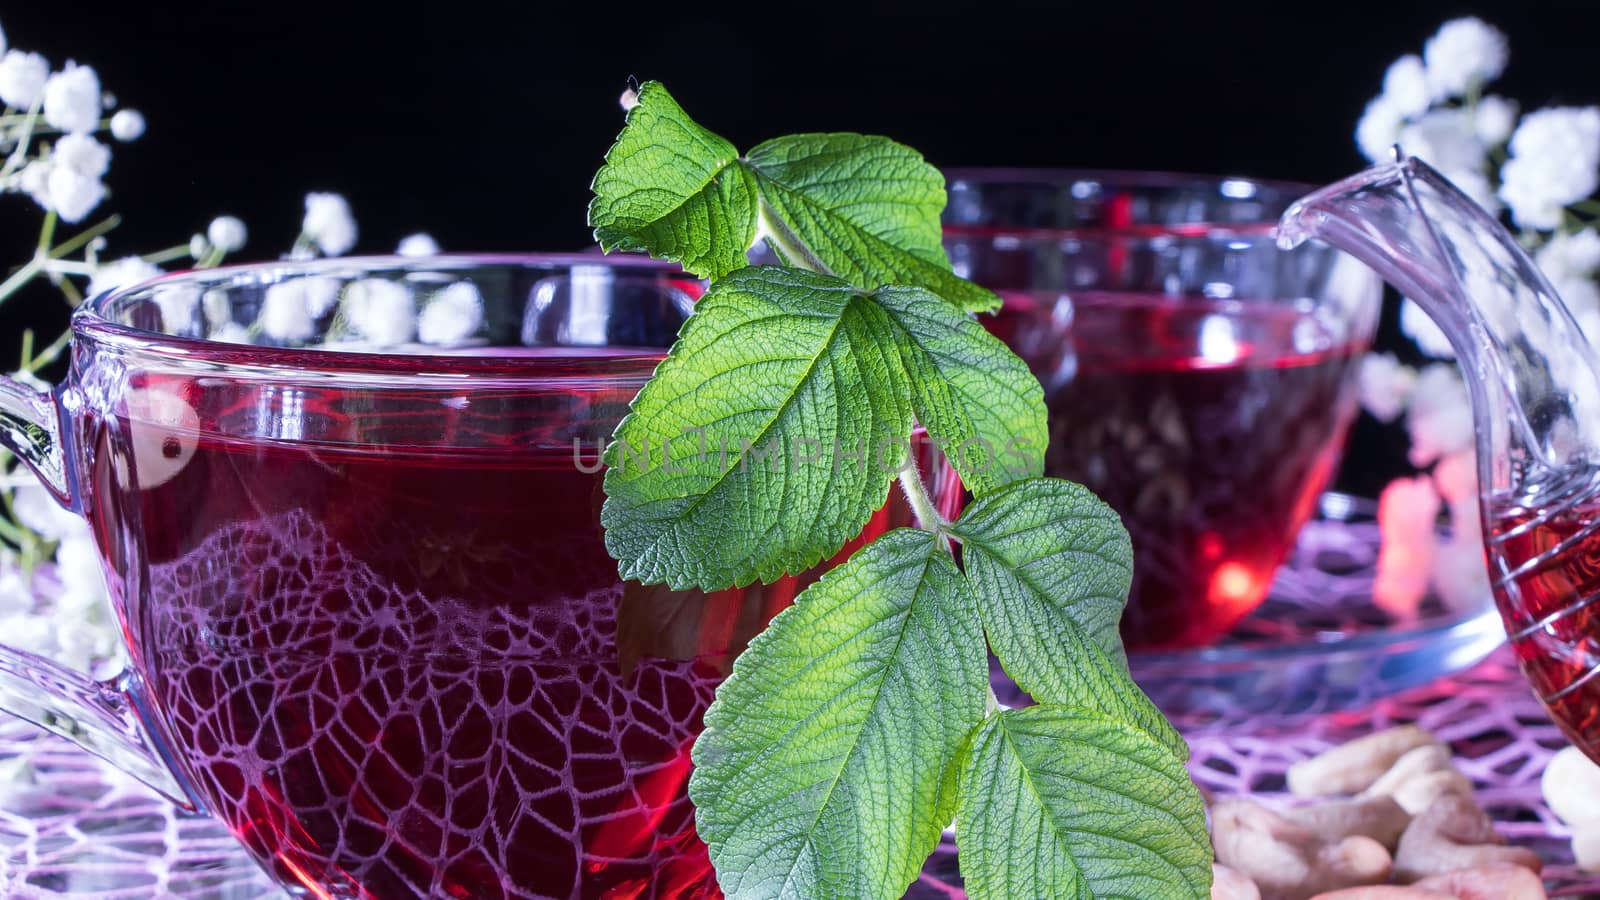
[[690, 528, 988, 900], [746, 135, 1000, 313], [871, 285, 1045, 494], [952, 478, 1186, 757], [587, 82, 1002, 312], [957, 706, 1212, 900], [589, 81, 759, 279], [602, 265, 913, 591]]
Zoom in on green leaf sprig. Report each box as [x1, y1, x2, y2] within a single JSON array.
[[589, 81, 1212, 900]]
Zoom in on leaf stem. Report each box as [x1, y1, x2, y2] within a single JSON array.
[[897, 462, 947, 536], [757, 198, 834, 276]]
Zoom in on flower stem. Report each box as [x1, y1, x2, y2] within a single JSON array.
[[24, 330, 71, 373], [49, 215, 121, 260]]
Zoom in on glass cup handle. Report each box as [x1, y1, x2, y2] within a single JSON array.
[[0, 375, 190, 806]]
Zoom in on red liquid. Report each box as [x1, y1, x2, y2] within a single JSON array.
[[988, 291, 1365, 649], [82, 352, 951, 899], [1490, 487, 1600, 760]]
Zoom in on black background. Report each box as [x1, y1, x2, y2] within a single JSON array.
[[4, 0, 1599, 494]]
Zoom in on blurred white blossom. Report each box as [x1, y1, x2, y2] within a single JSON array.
[[206, 215, 247, 252], [43, 165, 104, 222], [0, 50, 47, 109], [1357, 352, 1417, 423], [108, 108, 144, 142], [303, 192, 357, 256], [1423, 17, 1508, 96], [1474, 95, 1518, 144], [345, 279, 414, 345], [41, 61, 100, 134], [1535, 228, 1600, 282], [11, 483, 81, 542], [1498, 106, 1600, 229], [397, 233, 440, 257], [1383, 55, 1432, 118], [260, 281, 317, 342], [53, 132, 109, 179], [87, 256, 161, 298], [419, 281, 483, 345], [1399, 299, 1455, 358], [1398, 108, 1485, 174], [1356, 95, 1406, 163]]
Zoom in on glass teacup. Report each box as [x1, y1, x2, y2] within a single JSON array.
[[0, 255, 955, 897], [943, 170, 1382, 649]]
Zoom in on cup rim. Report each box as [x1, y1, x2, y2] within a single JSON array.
[[73, 253, 683, 378], [941, 167, 1316, 238]]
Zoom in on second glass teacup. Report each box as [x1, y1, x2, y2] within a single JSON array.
[[944, 170, 1382, 649], [0, 255, 954, 898]]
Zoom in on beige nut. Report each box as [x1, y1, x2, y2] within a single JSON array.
[[1361, 744, 1452, 797], [1390, 769, 1476, 817], [1289, 726, 1438, 797], [1212, 799, 1393, 900], [1540, 745, 1600, 828], [1393, 793, 1543, 882], [1211, 862, 1261, 900], [1413, 863, 1548, 899], [1285, 795, 1411, 850]]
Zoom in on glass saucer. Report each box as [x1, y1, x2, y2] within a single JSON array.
[[1121, 492, 1506, 724]]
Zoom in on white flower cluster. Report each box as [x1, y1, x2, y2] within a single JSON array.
[[3, 484, 123, 678], [0, 18, 151, 225], [1353, 17, 1600, 619]]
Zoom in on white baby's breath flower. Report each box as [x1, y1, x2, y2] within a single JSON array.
[[1535, 228, 1600, 282], [87, 256, 161, 299], [108, 108, 144, 142], [188, 233, 208, 260], [0, 50, 47, 109], [1398, 108, 1485, 174], [302, 192, 357, 257], [396, 233, 440, 257], [209, 321, 251, 344], [345, 279, 414, 346], [302, 277, 340, 318], [419, 281, 483, 345], [1498, 106, 1600, 230], [51, 132, 109, 178], [260, 281, 319, 342], [1358, 352, 1418, 423], [1407, 364, 1475, 466], [44, 166, 105, 223], [1474, 95, 1518, 145], [11, 482, 82, 542], [1356, 95, 1406, 163], [16, 159, 51, 209], [41, 61, 100, 134], [206, 215, 247, 253], [1423, 17, 1508, 97], [1382, 55, 1432, 118], [1445, 168, 1499, 214], [1555, 277, 1600, 322], [151, 284, 200, 333], [1400, 298, 1455, 358]]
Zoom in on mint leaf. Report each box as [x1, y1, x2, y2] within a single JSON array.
[[872, 285, 1045, 493], [588, 82, 1002, 313], [589, 80, 758, 279], [952, 478, 1185, 757], [957, 706, 1212, 900], [603, 265, 913, 591], [690, 528, 988, 900], [746, 135, 999, 313]]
